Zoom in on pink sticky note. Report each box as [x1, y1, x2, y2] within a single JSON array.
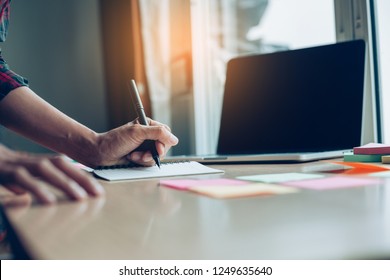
[[160, 179, 249, 190], [283, 176, 380, 190], [353, 142, 390, 155]]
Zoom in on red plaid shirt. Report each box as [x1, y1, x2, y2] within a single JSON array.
[[0, 0, 10, 42], [0, 0, 29, 100]]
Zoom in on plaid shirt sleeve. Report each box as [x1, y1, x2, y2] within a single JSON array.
[[0, 0, 29, 101], [0, 0, 10, 42]]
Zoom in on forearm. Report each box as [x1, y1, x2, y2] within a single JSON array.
[[0, 87, 101, 166], [0, 86, 179, 168]]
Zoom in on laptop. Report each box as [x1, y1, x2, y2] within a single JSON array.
[[169, 40, 366, 163]]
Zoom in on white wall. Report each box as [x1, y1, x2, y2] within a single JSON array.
[[0, 0, 108, 152]]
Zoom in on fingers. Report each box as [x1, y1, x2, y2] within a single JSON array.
[[50, 157, 104, 196], [148, 118, 172, 132], [1, 166, 58, 204], [0, 155, 105, 205], [140, 125, 179, 148], [24, 158, 89, 201], [155, 141, 167, 157], [126, 124, 178, 166], [95, 118, 178, 167], [132, 118, 172, 133], [128, 151, 155, 166], [0, 192, 32, 208]]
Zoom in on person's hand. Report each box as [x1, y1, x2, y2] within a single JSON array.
[[0, 144, 104, 205], [94, 118, 179, 167]]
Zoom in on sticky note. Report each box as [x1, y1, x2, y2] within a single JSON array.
[[237, 172, 324, 183], [283, 176, 380, 190], [381, 155, 390, 164], [343, 152, 383, 162], [190, 183, 299, 199], [160, 178, 249, 190], [331, 161, 390, 175], [353, 143, 390, 155]]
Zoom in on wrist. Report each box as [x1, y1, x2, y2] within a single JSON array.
[[90, 131, 124, 168], [62, 130, 103, 168]]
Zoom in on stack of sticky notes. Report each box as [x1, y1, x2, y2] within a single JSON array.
[[344, 143, 390, 163]]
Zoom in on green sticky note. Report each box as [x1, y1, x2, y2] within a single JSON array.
[[343, 152, 383, 162]]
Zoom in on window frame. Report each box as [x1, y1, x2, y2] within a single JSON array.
[[334, 0, 382, 143]]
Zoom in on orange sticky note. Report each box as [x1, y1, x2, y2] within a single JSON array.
[[331, 161, 390, 174]]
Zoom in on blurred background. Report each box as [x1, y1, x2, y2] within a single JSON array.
[[0, 0, 388, 156]]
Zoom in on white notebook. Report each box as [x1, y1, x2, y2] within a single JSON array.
[[93, 161, 224, 181]]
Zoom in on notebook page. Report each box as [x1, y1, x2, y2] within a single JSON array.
[[93, 161, 224, 181]]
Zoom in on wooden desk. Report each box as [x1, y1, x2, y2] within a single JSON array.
[[3, 161, 390, 259]]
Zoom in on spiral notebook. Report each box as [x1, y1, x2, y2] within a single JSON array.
[[93, 161, 224, 181]]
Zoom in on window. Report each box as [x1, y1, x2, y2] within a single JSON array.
[[191, 0, 336, 153], [140, 0, 379, 155]]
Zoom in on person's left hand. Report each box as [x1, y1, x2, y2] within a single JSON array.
[[0, 144, 105, 205]]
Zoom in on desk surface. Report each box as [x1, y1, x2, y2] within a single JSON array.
[[3, 161, 390, 259]]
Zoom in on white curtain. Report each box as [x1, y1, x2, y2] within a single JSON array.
[[139, 0, 172, 127]]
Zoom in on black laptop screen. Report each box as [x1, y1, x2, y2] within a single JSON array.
[[217, 40, 366, 155]]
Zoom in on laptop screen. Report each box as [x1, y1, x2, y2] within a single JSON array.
[[217, 40, 366, 155]]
